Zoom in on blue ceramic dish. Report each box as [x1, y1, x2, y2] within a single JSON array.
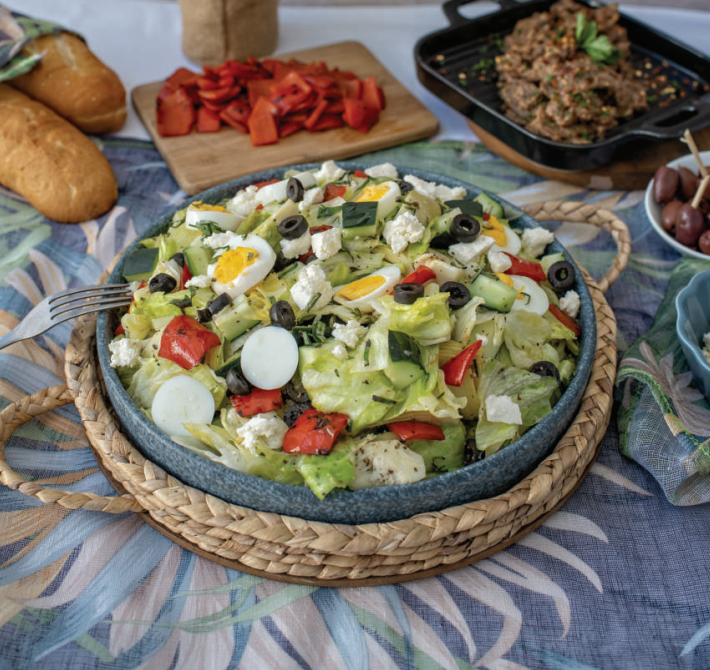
[[97, 162, 596, 524], [676, 270, 710, 400]]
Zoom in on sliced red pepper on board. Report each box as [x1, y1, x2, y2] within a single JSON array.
[[503, 253, 546, 283], [441, 340, 483, 387], [270, 71, 312, 97], [279, 121, 302, 138], [197, 76, 221, 91], [248, 97, 279, 146], [342, 98, 379, 132], [158, 315, 221, 370], [548, 304, 582, 336], [219, 100, 251, 132], [282, 409, 349, 455], [247, 79, 274, 109], [230, 388, 282, 417], [323, 183, 346, 201], [362, 76, 385, 111], [312, 115, 344, 132], [338, 78, 362, 100], [196, 106, 222, 133], [389, 421, 445, 442], [197, 85, 242, 103], [304, 97, 329, 131], [156, 87, 195, 137]]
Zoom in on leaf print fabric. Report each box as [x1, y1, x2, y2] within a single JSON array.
[[2, 137, 710, 669]]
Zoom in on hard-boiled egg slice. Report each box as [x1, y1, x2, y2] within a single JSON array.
[[482, 216, 522, 255], [354, 181, 401, 220], [507, 274, 550, 315], [186, 201, 241, 232], [255, 171, 318, 205], [152, 375, 215, 438], [241, 325, 299, 389], [334, 266, 401, 312], [207, 234, 276, 299]]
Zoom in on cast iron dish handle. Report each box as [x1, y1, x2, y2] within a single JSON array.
[[632, 96, 710, 141], [443, 0, 519, 27]]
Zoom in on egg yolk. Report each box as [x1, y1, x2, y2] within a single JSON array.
[[481, 217, 507, 246], [335, 275, 386, 300], [355, 184, 390, 202], [214, 247, 259, 284], [189, 201, 231, 213]]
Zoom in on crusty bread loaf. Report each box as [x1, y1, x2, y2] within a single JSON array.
[[0, 84, 118, 223], [10, 32, 127, 134]]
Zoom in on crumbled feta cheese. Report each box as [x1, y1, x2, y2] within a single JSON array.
[[332, 344, 348, 360], [298, 186, 324, 212], [109, 338, 142, 368], [333, 319, 367, 349], [486, 395, 523, 425], [351, 437, 426, 488], [323, 196, 346, 207], [522, 226, 555, 259], [311, 227, 342, 260], [402, 175, 466, 201], [236, 411, 288, 452], [488, 250, 512, 273], [434, 184, 466, 201], [365, 163, 398, 179], [559, 290, 581, 320], [702, 332, 710, 364], [280, 231, 312, 260], [204, 232, 239, 249], [185, 274, 212, 289], [449, 235, 495, 265], [290, 263, 333, 311], [383, 210, 425, 254], [227, 184, 259, 218], [315, 160, 345, 183]]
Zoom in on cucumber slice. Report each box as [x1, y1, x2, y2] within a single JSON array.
[[183, 245, 214, 277], [385, 330, 424, 389], [473, 193, 504, 219], [342, 201, 378, 240], [212, 294, 260, 341], [444, 200, 483, 218], [469, 274, 518, 313], [122, 247, 159, 282]]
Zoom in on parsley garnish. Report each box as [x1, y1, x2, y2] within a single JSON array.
[[575, 12, 619, 65]]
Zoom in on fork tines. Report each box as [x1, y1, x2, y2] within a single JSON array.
[[49, 284, 133, 321]]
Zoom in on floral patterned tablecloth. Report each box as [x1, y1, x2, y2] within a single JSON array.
[[1, 138, 710, 670]]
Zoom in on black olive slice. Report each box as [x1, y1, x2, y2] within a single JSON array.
[[169, 252, 185, 267], [440, 281, 471, 310], [450, 214, 480, 243], [547, 261, 576, 292], [278, 215, 308, 240], [273, 251, 289, 272], [529, 360, 561, 383], [148, 273, 177, 294], [226, 368, 251, 396], [270, 300, 296, 330], [196, 307, 212, 323], [397, 179, 413, 194], [287, 177, 305, 202], [284, 402, 312, 426], [393, 282, 425, 305], [208, 292, 232, 315]]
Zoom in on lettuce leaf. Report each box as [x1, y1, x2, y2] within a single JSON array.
[[407, 421, 466, 476], [385, 292, 452, 344]]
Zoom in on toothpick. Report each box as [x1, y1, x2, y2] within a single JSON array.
[[682, 129, 708, 178], [691, 174, 709, 210]]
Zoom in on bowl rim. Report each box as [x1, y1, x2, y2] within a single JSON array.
[[675, 269, 710, 375], [96, 161, 597, 522], [644, 151, 710, 262]]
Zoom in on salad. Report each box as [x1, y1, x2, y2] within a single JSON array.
[[109, 161, 583, 500]]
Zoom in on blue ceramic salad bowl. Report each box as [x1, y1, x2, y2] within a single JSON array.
[[97, 162, 596, 524], [676, 269, 710, 400]]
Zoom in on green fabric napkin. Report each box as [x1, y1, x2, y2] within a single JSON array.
[[617, 257, 710, 505]]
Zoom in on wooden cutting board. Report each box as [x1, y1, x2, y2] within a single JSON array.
[[132, 41, 439, 195]]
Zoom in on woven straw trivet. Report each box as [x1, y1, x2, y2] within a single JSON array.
[[0, 201, 626, 586]]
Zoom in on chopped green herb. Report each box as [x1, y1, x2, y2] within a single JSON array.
[[372, 395, 396, 405]]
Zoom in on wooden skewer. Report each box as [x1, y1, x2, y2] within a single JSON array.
[[682, 129, 708, 178], [691, 174, 709, 210]]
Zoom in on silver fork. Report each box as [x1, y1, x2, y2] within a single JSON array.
[[0, 284, 133, 351]]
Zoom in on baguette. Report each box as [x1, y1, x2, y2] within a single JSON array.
[[0, 84, 118, 223], [10, 32, 127, 134]]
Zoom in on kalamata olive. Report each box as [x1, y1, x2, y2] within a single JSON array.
[[547, 261, 576, 292], [397, 179, 414, 194], [699, 229, 710, 255], [393, 283, 425, 305], [676, 204, 706, 247], [450, 214, 481, 243], [695, 197, 710, 216], [287, 177, 304, 202], [208, 292, 232, 316], [226, 368, 251, 396], [170, 252, 185, 268], [530, 360, 561, 383], [148, 273, 177, 293], [677, 167, 700, 201], [278, 215, 308, 240], [440, 281, 471, 310], [269, 300, 296, 329], [653, 166, 680, 204], [661, 200, 683, 232], [196, 307, 212, 323]]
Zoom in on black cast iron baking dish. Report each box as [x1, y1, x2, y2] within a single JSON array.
[[415, 0, 710, 171]]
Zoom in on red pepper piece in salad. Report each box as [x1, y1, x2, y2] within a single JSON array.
[[503, 253, 546, 283], [548, 304, 582, 337], [158, 315, 221, 370], [441, 340, 483, 387], [401, 266, 436, 285], [323, 183, 346, 201], [282, 409, 349, 455], [389, 421, 445, 441], [231, 388, 282, 417]]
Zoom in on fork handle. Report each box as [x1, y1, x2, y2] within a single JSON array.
[[0, 385, 142, 513]]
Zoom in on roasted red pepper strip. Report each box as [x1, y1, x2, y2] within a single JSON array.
[[230, 388, 282, 417], [304, 97, 329, 131], [311, 115, 344, 132], [196, 106, 222, 133], [362, 76, 385, 111], [282, 409, 349, 455], [389, 421, 445, 441], [323, 183, 346, 201], [503, 253, 546, 283], [549, 304, 582, 336], [402, 266, 436, 285], [342, 98, 379, 132], [156, 87, 195, 137], [248, 97, 279, 146], [179, 261, 192, 290], [353, 169, 368, 179], [158, 315, 221, 370], [441, 340, 483, 387]]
